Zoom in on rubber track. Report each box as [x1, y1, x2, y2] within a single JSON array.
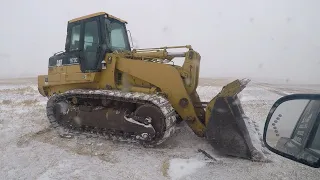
[[46, 89, 177, 146]]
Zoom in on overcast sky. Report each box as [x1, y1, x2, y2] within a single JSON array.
[[0, 0, 319, 84]]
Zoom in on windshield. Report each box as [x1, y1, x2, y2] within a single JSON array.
[[106, 19, 130, 51]]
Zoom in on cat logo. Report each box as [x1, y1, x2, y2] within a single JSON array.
[[56, 59, 63, 67]]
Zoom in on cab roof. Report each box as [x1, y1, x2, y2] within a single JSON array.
[[68, 12, 127, 24]]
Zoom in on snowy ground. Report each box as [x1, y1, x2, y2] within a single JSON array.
[[0, 78, 320, 180]]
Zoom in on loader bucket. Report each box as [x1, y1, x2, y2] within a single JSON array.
[[204, 79, 265, 161]]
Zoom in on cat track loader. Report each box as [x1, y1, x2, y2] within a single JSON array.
[[38, 12, 265, 161]]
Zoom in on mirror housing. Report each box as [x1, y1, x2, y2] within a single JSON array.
[[263, 94, 320, 168]]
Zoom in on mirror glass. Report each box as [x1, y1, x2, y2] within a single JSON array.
[[265, 99, 320, 166]]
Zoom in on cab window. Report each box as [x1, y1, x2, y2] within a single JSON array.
[[69, 24, 81, 51]]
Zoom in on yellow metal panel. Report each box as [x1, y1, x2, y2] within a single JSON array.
[[65, 73, 97, 82], [107, 14, 128, 24], [37, 75, 46, 96], [48, 66, 67, 75], [68, 12, 127, 24], [49, 65, 81, 74], [116, 58, 205, 136], [98, 54, 117, 89], [68, 12, 106, 23], [129, 76, 152, 87], [66, 65, 81, 73], [131, 50, 170, 60], [48, 74, 61, 82], [57, 66, 67, 73], [48, 67, 57, 75], [39, 67, 100, 91], [181, 50, 200, 94]]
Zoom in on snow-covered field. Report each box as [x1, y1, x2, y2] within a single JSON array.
[[0, 78, 320, 180]]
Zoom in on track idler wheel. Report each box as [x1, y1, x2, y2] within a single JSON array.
[[135, 104, 166, 146]]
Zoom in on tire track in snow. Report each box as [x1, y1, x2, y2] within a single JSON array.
[[254, 82, 320, 96], [255, 84, 290, 96]]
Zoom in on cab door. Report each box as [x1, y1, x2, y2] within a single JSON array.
[[63, 21, 82, 66], [80, 17, 104, 72]]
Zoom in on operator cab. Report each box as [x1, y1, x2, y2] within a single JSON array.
[[48, 12, 131, 73]]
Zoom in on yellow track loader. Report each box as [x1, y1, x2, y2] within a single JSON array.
[[38, 12, 264, 160]]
